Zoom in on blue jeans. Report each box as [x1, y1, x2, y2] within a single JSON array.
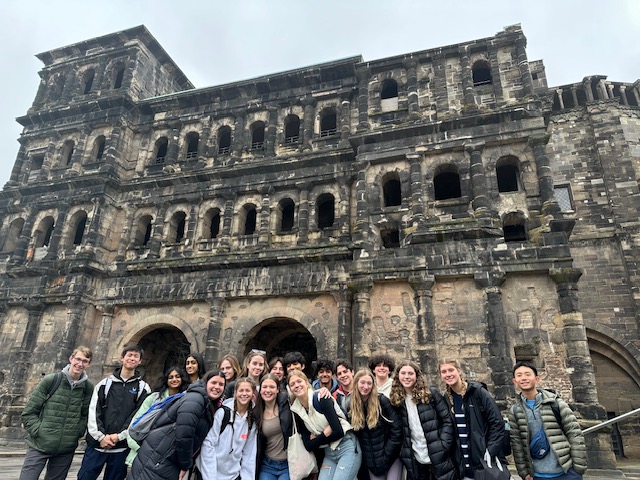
[[259, 457, 290, 480], [319, 432, 362, 480], [78, 447, 128, 480], [534, 469, 583, 480]]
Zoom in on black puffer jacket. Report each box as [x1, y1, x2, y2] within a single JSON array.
[[397, 387, 458, 480], [129, 381, 217, 480], [354, 394, 402, 476], [442, 382, 506, 478]]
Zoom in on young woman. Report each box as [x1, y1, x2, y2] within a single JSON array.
[[390, 360, 457, 480], [439, 359, 506, 480], [367, 353, 395, 398], [197, 377, 258, 480], [242, 350, 267, 386], [129, 370, 226, 480], [126, 366, 189, 467], [257, 373, 293, 480], [350, 369, 402, 480], [219, 354, 242, 399], [288, 369, 361, 480], [268, 357, 286, 385], [186, 352, 207, 384]]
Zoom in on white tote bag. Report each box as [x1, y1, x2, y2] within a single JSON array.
[[287, 418, 318, 480]]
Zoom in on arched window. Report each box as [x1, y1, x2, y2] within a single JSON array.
[[62, 140, 75, 166], [217, 126, 232, 155], [92, 136, 106, 161], [279, 198, 295, 233], [496, 156, 521, 193], [316, 193, 335, 229], [433, 165, 462, 200], [185, 132, 199, 160], [169, 211, 187, 243], [134, 215, 153, 247], [69, 211, 88, 246], [2, 218, 25, 252], [83, 69, 95, 94], [503, 212, 527, 242], [35, 216, 55, 248], [320, 109, 337, 137], [284, 115, 301, 144], [113, 65, 125, 89], [154, 137, 169, 164], [204, 208, 221, 240], [251, 122, 265, 150], [382, 172, 402, 207], [472, 60, 492, 86], [242, 204, 258, 235]]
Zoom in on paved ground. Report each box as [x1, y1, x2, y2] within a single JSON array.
[[0, 448, 638, 479]]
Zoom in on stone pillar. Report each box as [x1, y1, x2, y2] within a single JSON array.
[[337, 179, 351, 241], [597, 79, 607, 100], [407, 153, 425, 227], [166, 126, 180, 164], [233, 115, 245, 156], [405, 60, 420, 119], [474, 272, 513, 407], [515, 38, 534, 97], [459, 46, 476, 108], [338, 98, 350, 148], [465, 142, 491, 217], [570, 86, 579, 107], [199, 122, 211, 161], [10, 303, 45, 396], [84, 197, 104, 249], [219, 198, 235, 251], [302, 98, 315, 151], [334, 284, 353, 361], [93, 305, 115, 370], [549, 267, 616, 471], [147, 205, 166, 258], [258, 187, 271, 248], [529, 134, 561, 218], [607, 83, 615, 101], [620, 85, 628, 106], [353, 163, 370, 246], [356, 68, 370, 131], [351, 280, 372, 367], [43, 208, 68, 260], [297, 186, 310, 245], [632, 81, 640, 105], [204, 296, 226, 364], [556, 89, 565, 110], [266, 107, 278, 155], [409, 276, 436, 376], [56, 298, 87, 370], [104, 126, 122, 166], [583, 77, 595, 102]]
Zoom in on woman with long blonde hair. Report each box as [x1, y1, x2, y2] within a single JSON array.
[[350, 369, 402, 480], [390, 360, 457, 480]]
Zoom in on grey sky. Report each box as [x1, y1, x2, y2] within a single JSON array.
[[0, 0, 638, 188]]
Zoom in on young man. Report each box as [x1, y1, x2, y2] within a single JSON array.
[[367, 352, 395, 398], [312, 359, 338, 392], [20, 346, 94, 480], [333, 359, 354, 417], [78, 345, 150, 480], [283, 351, 306, 374], [507, 361, 587, 480]]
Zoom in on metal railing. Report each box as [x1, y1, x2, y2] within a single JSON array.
[[583, 407, 640, 435]]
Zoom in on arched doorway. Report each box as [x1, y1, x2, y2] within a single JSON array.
[[243, 317, 317, 374], [132, 325, 192, 387]]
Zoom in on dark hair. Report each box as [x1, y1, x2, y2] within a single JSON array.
[[268, 356, 284, 371], [283, 351, 306, 370], [203, 369, 227, 385], [368, 353, 395, 373], [121, 345, 144, 359], [513, 361, 538, 377], [155, 366, 189, 393], [186, 352, 207, 379], [315, 359, 335, 376], [335, 359, 353, 372]]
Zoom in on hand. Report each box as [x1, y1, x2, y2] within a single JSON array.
[[317, 387, 331, 399], [99, 434, 115, 449], [323, 425, 332, 437], [179, 470, 187, 480], [524, 475, 533, 480]]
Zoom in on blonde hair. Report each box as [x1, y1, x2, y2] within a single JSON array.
[[438, 358, 468, 407], [350, 369, 381, 431], [218, 354, 242, 379], [241, 351, 267, 380], [390, 360, 431, 406]]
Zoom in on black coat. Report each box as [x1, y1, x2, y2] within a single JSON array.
[[354, 394, 402, 476], [442, 382, 506, 478], [258, 391, 293, 460], [397, 387, 458, 480], [129, 381, 216, 480]]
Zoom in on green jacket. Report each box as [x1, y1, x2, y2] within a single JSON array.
[[21, 369, 93, 455]]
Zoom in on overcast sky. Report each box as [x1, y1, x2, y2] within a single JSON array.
[[0, 0, 638, 188]]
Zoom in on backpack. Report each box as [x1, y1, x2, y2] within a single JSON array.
[[218, 405, 232, 435], [129, 392, 185, 443], [42, 372, 89, 405]]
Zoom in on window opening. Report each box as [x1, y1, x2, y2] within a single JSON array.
[[3, 218, 24, 252], [317, 193, 335, 229], [320, 110, 337, 137], [113, 66, 125, 89], [154, 137, 168, 164], [207, 209, 221, 239], [73, 214, 87, 246], [472, 60, 492, 86], [381, 229, 400, 248], [134, 215, 153, 247], [173, 212, 187, 242], [434, 170, 462, 200], [381, 79, 398, 99], [83, 69, 95, 94], [382, 174, 402, 207], [554, 186, 574, 212], [63, 141, 75, 166], [93, 136, 106, 161], [31, 155, 44, 170], [251, 122, 265, 150], [279, 198, 295, 232], [185, 132, 199, 160], [244, 206, 257, 235], [503, 212, 527, 242], [284, 115, 301, 144], [496, 160, 520, 193], [35, 217, 55, 248], [218, 127, 231, 155]]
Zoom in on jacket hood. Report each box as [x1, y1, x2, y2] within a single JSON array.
[[312, 378, 339, 391], [112, 367, 142, 382]]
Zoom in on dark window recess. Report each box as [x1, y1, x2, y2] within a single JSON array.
[[381, 229, 400, 248], [472, 61, 492, 86], [43, 222, 54, 247], [381, 79, 398, 99], [496, 164, 519, 192], [83, 70, 95, 94], [320, 111, 337, 137], [280, 199, 295, 232], [317, 194, 335, 229], [63, 142, 75, 166], [218, 127, 231, 154], [114, 67, 125, 89], [73, 215, 87, 245], [251, 123, 265, 150], [155, 138, 168, 164], [94, 137, 106, 160], [209, 211, 220, 239], [143, 222, 152, 246], [383, 178, 402, 207], [185, 133, 199, 159], [31, 156, 44, 170], [174, 212, 187, 242], [244, 208, 257, 235], [434, 172, 461, 200], [503, 213, 527, 242], [284, 115, 301, 144]]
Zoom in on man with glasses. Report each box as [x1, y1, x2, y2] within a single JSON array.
[[19, 346, 94, 480]]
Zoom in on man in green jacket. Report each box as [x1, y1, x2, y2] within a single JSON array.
[[20, 346, 94, 480]]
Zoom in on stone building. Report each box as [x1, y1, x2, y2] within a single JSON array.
[[0, 24, 638, 464]]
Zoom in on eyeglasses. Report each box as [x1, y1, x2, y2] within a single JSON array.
[[72, 357, 90, 365], [250, 349, 266, 355]]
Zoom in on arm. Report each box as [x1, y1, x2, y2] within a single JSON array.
[[381, 395, 402, 461], [240, 422, 258, 480], [558, 400, 587, 474], [479, 388, 507, 458], [198, 408, 223, 480], [86, 380, 108, 443], [21, 375, 54, 437], [174, 394, 203, 471], [78, 380, 94, 438], [315, 396, 345, 443], [431, 390, 455, 452], [508, 404, 531, 479]]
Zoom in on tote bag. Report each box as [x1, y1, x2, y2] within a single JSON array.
[[287, 418, 318, 480], [475, 456, 511, 480]]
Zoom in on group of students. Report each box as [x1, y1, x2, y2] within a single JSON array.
[[19, 345, 588, 480]]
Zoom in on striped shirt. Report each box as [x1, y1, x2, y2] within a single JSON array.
[[452, 391, 470, 471]]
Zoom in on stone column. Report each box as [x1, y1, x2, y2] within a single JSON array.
[[233, 115, 245, 156], [631, 81, 640, 105], [334, 284, 353, 361], [147, 205, 166, 258], [297, 186, 310, 245], [597, 79, 608, 100], [474, 272, 513, 406], [43, 208, 68, 260], [409, 276, 436, 376], [258, 187, 271, 248], [266, 107, 278, 155], [93, 305, 115, 370], [353, 162, 370, 246], [83, 197, 104, 249], [529, 134, 561, 218], [620, 85, 629, 106], [302, 98, 315, 151], [219, 198, 235, 251], [570, 86, 579, 107], [56, 298, 87, 370], [204, 296, 226, 364], [459, 46, 476, 108], [166, 126, 180, 164], [337, 179, 351, 241], [515, 38, 534, 97], [465, 142, 491, 217], [606, 83, 615, 101], [351, 280, 372, 367], [10, 303, 45, 396], [104, 126, 123, 167], [556, 89, 565, 110], [338, 98, 351, 148], [356, 68, 370, 131], [199, 122, 211, 161], [407, 153, 425, 227], [405, 60, 420, 119], [583, 77, 595, 102]]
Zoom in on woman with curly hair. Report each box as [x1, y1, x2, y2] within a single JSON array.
[[350, 368, 402, 480], [390, 360, 457, 480], [367, 353, 396, 398]]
